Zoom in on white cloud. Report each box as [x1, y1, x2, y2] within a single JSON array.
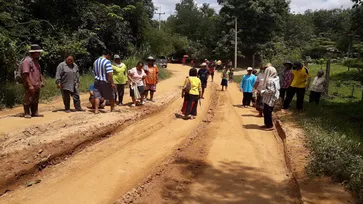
[[152, 0, 355, 20]]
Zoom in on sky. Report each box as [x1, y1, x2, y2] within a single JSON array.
[[152, 0, 354, 20]]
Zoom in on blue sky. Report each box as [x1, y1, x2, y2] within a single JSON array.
[[152, 0, 354, 20]]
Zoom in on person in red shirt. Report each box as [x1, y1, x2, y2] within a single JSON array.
[[22, 44, 45, 119], [208, 60, 216, 82], [144, 56, 159, 102]]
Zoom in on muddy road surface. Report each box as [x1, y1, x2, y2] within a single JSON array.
[[0, 64, 346, 204]]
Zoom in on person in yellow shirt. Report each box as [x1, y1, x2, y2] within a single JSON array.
[[112, 55, 128, 105], [182, 68, 202, 120], [283, 62, 311, 111]]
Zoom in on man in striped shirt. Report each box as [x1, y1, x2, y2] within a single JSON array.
[[93, 50, 117, 114]]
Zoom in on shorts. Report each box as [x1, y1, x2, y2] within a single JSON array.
[[130, 85, 145, 97], [221, 79, 228, 86], [145, 84, 157, 92], [94, 80, 114, 101], [201, 81, 207, 89], [210, 72, 215, 76]]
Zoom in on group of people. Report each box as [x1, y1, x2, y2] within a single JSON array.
[[240, 61, 326, 130], [20, 45, 160, 118]]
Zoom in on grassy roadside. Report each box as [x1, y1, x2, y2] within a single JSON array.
[[234, 63, 363, 201], [0, 67, 172, 109]]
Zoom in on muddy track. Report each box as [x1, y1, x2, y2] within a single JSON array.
[[0, 91, 179, 195]]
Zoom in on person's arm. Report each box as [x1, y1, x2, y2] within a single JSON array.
[[105, 62, 115, 88], [75, 64, 80, 88], [306, 73, 312, 89], [156, 66, 159, 83], [22, 59, 35, 92], [55, 64, 62, 86], [181, 78, 188, 98], [261, 80, 276, 95], [198, 80, 202, 98], [240, 76, 245, 92]]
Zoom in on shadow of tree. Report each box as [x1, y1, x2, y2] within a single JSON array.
[[159, 158, 300, 204]]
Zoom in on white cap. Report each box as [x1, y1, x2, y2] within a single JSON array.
[[247, 67, 253, 71], [147, 56, 155, 61], [114, 54, 120, 59], [200, 63, 207, 67]]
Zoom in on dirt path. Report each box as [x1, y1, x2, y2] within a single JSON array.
[[0, 64, 216, 204], [117, 75, 300, 204]]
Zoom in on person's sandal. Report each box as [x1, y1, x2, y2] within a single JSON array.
[[24, 114, 31, 119]]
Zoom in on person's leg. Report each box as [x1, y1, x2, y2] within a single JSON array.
[[283, 87, 296, 109], [139, 86, 145, 104], [150, 87, 155, 101], [116, 84, 121, 104], [316, 92, 322, 104], [95, 98, 100, 113], [190, 95, 199, 118], [130, 86, 136, 106], [31, 88, 43, 117], [119, 84, 125, 104], [243, 92, 248, 106], [61, 89, 71, 111], [211, 73, 214, 82], [296, 88, 306, 111], [263, 103, 274, 128], [23, 88, 32, 118], [184, 96, 194, 117], [246, 92, 252, 106], [280, 88, 286, 100], [72, 87, 83, 110], [309, 91, 314, 103]]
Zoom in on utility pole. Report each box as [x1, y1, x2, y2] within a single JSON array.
[[155, 6, 165, 30], [234, 16, 238, 69]]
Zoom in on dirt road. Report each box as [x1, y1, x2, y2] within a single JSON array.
[[0, 65, 349, 204]]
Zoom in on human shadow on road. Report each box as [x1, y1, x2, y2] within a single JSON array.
[[159, 158, 300, 204], [243, 124, 263, 130]]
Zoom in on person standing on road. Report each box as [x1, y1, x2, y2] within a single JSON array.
[[208, 61, 215, 82], [56, 55, 84, 113], [240, 67, 257, 107], [112, 55, 128, 106], [283, 62, 311, 111], [260, 66, 280, 130], [93, 50, 118, 114], [22, 44, 45, 119], [183, 68, 202, 120], [198, 63, 210, 99], [144, 56, 159, 102], [279, 61, 293, 103], [309, 70, 326, 105], [221, 67, 230, 91], [128, 62, 147, 107], [253, 64, 269, 116]]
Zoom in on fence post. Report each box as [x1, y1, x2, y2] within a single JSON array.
[[325, 59, 331, 96]]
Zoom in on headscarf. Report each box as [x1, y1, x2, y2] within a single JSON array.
[[262, 66, 278, 89]]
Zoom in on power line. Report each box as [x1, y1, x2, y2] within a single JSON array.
[[155, 6, 165, 30]]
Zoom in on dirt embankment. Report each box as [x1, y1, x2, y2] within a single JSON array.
[[275, 113, 355, 204]]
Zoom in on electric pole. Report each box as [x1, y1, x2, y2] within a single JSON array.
[[234, 16, 238, 69], [155, 6, 165, 30]]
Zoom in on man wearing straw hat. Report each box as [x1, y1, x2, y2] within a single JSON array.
[[22, 44, 45, 119]]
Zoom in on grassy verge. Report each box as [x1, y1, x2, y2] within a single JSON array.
[[284, 63, 363, 202], [0, 65, 172, 109]]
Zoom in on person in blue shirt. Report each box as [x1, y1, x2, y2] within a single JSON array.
[[240, 67, 257, 107], [89, 84, 106, 109]]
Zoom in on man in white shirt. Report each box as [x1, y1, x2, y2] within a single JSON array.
[[309, 70, 326, 104]]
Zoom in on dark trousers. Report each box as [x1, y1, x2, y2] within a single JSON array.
[[263, 103, 274, 128], [115, 84, 125, 104], [185, 94, 199, 116], [309, 91, 322, 104], [243, 92, 253, 106], [23, 87, 41, 116], [61, 88, 81, 110], [283, 87, 305, 110], [280, 88, 288, 100]]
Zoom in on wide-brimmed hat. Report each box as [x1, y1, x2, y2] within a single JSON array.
[[29, 44, 43, 53], [283, 61, 293, 67], [247, 67, 253, 71], [147, 56, 155, 61], [200, 63, 207, 67], [114, 54, 120, 59]]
